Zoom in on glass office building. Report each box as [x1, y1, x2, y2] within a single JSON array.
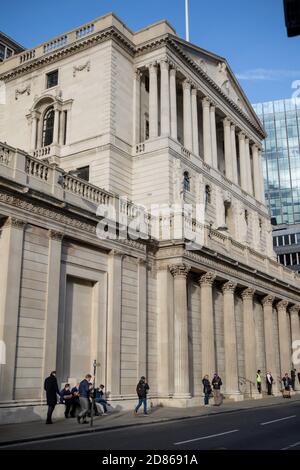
[[252, 98, 300, 271]]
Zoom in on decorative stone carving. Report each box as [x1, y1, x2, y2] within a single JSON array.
[[217, 62, 230, 95], [241, 287, 255, 299], [199, 271, 216, 286], [169, 264, 190, 278], [262, 295, 275, 306], [222, 280, 237, 293], [290, 304, 300, 315], [276, 299, 289, 311], [15, 85, 31, 100], [0, 147, 10, 165], [3, 216, 26, 230], [48, 230, 64, 241], [73, 60, 91, 77]]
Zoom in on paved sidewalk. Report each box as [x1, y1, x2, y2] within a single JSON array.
[[1, 395, 300, 447]]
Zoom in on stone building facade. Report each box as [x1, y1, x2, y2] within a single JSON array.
[[0, 13, 300, 422]]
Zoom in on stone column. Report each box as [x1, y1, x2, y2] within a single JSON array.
[[53, 105, 60, 146], [210, 104, 218, 169], [149, 63, 158, 139], [258, 148, 266, 204], [41, 230, 63, 397], [202, 97, 212, 165], [222, 281, 242, 399], [0, 217, 25, 401], [191, 88, 199, 155], [223, 118, 232, 180], [277, 300, 291, 376], [170, 68, 177, 140], [290, 304, 300, 390], [242, 288, 259, 397], [231, 124, 238, 184], [252, 144, 261, 201], [199, 272, 216, 379], [262, 295, 279, 394], [245, 138, 253, 195], [160, 60, 170, 136], [133, 69, 141, 145], [30, 111, 39, 151], [170, 264, 191, 399], [106, 250, 122, 397], [238, 132, 248, 192], [182, 80, 193, 151], [59, 110, 66, 145]]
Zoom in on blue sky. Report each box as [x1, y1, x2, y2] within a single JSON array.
[[2, 0, 300, 103]]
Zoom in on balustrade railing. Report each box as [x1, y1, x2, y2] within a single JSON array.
[[25, 156, 49, 181]]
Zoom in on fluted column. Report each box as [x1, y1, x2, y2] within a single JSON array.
[[191, 88, 199, 155], [183, 80, 193, 151], [222, 281, 241, 398], [242, 288, 259, 397], [199, 272, 216, 379], [245, 138, 253, 195], [231, 124, 238, 184], [149, 63, 158, 139], [170, 68, 177, 140], [262, 295, 279, 394], [210, 104, 218, 169], [202, 97, 212, 165], [290, 305, 300, 389], [133, 69, 141, 144], [277, 300, 291, 376], [252, 144, 261, 201], [223, 118, 232, 180], [160, 60, 170, 136], [238, 132, 248, 192], [170, 264, 191, 398], [53, 105, 60, 145]]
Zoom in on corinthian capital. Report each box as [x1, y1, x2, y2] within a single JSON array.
[[222, 280, 237, 293], [276, 299, 289, 311], [48, 230, 64, 241], [182, 79, 191, 90], [241, 287, 255, 300], [290, 304, 300, 316], [199, 271, 216, 286], [3, 217, 26, 230], [262, 295, 274, 307], [169, 264, 190, 278]]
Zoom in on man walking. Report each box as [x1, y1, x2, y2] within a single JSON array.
[[212, 373, 223, 406], [256, 370, 262, 394], [134, 376, 149, 415], [44, 371, 60, 424], [266, 371, 273, 395], [77, 374, 92, 424]]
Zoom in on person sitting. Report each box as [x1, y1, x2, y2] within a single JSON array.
[[60, 383, 73, 418], [95, 384, 110, 414]]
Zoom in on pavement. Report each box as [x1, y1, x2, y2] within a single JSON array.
[[1, 394, 300, 448]]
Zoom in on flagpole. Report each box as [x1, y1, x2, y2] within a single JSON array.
[[185, 0, 190, 42]]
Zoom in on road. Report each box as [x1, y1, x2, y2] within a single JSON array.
[[1, 401, 300, 450]]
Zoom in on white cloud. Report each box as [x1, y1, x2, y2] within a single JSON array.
[[236, 68, 300, 81]]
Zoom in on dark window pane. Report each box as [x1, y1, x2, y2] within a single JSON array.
[[0, 43, 5, 61], [284, 235, 290, 245], [42, 107, 55, 146], [46, 70, 58, 88], [278, 236, 283, 246]]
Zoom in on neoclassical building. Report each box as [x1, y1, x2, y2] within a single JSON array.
[[0, 13, 300, 421]]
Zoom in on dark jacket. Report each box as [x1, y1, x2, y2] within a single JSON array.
[[44, 374, 59, 406], [282, 376, 291, 390], [79, 379, 91, 398], [71, 386, 80, 403], [202, 378, 212, 395], [59, 388, 72, 404], [136, 380, 149, 398], [212, 376, 222, 390]]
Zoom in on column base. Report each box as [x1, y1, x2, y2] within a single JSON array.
[[173, 393, 192, 400], [225, 392, 244, 402]]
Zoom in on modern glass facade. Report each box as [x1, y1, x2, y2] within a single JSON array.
[[252, 98, 300, 225]]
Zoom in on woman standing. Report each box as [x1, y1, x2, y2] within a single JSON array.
[[202, 375, 212, 406]]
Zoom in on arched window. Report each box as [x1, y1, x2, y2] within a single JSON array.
[[42, 106, 55, 147], [183, 171, 190, 192], [205, 185, 211, 206]]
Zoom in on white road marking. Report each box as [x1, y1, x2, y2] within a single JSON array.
[[281, 441, 300, 450], [174, 429, 239, 445], [260, 415, 296, 426]]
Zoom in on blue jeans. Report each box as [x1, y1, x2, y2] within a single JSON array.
[[204, 393, 210, 405], [135, 397, 147, 414]]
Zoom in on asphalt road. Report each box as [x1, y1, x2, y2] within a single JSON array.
[[2, 401, 300, 450]]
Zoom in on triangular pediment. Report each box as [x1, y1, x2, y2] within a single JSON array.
[[171, 37, 263, 132]]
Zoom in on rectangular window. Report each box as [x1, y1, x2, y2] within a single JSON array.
[[291, 234, 296, 244], [0, 43, 5, 62], [284, 235, 290, 245], [145, 119, 149, 140], [145, 76, 149, 93], [285, 254, 291, 266], [292, 252, 297, 265], [278, 236, 283, 246], [279, 254, 285, 265], [6, 48, 13, 59], [273, 237, 277, 247], [74, 166, 89, 181], [46, 70, 58, 89]]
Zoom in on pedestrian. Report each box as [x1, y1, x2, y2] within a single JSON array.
[[95, 384, 110, 414], [256, 370, 262, 394], [60, 383, 73, 418], [70, 383, 80, 418], [134, 376, 149, 415], [298, 371, 300, 385], [291, 369, 296, 391], [282, 373, 292, 398], [266, 371, 273, 395], [44, 371, 60, 424], [212, 373, 223, 406], [202, 375, 212, 405], [77, 374, 92, 424]]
